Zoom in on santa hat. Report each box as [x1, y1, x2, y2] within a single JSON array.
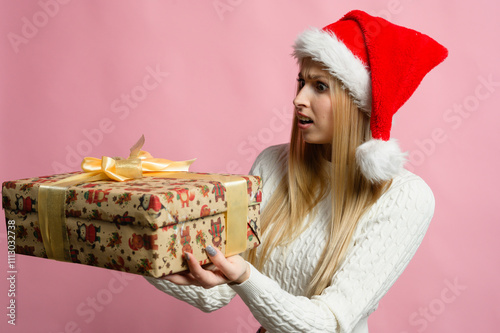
[[292, 10, 448, 182]]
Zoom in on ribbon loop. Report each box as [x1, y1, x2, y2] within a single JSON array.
[[115, 157, 143, 180], [79, 136, 195, 182]]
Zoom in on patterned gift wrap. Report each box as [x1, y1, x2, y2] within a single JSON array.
[[2, 172, 261, 277]]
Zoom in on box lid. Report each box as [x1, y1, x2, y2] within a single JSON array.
[[2, 172, 262, 230]]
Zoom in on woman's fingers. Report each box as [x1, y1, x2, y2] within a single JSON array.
[[205, 246, 250, 284], [184, 252, 210, 280], [204, 246, 240, 280], [160, 247, 250, 287], [184, 251, 228, 288], [161, 271, 198, 286]]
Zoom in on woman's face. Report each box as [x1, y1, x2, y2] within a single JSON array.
[[293, 62, 334, 144]]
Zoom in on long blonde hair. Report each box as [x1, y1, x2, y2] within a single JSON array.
[[247, 58, 391, 297]]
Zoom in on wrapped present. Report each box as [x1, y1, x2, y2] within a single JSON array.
[[2, 137, 262, 277]]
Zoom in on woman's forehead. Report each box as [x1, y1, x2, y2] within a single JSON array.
[[299, 60, 330, 79]]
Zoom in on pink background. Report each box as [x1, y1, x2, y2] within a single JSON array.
[[1, 1, 498, 332]]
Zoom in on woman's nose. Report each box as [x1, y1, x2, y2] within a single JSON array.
[[293, 87, 309, 109]]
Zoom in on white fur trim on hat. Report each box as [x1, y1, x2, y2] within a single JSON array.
[[355, 139, 407, 183], [292, 28, 372, 112]]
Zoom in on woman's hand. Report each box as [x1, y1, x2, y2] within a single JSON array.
[[161, 245, 250, 288]]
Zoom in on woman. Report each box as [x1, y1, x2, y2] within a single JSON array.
[[145, 10, 447, 333]]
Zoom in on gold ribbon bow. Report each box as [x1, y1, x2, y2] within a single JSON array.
[[62, 135, 196, 184], [37, 135, 248, 266]]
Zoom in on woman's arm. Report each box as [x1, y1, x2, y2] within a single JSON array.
[[144, 275, 237, 313]]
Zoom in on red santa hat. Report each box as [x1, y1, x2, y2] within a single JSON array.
[[292, 10, 448, 182]]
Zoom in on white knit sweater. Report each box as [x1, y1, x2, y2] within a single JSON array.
[[145, 144, 435, 333]]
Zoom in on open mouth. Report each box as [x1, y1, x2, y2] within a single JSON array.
[[297, 114, 313, 124]]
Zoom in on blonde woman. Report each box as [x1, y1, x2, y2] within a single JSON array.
[[146, 10, 447, 333]]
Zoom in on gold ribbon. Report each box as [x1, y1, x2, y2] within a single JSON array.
[[38, 181, 73, 262], [221, 176, 249, 256], [147, 172, 249, 257], [37, 136, 248, 264]]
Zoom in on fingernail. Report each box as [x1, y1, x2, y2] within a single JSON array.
[[205, 245, 216, 257], [184, 252, 190, 260]]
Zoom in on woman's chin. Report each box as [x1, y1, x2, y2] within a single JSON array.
[[302, 135, 331, 145]]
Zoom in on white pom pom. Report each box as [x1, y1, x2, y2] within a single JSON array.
[[355, 139, 407, 183]]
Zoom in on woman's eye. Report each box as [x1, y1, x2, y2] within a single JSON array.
[[316, 82, 328, 92], [297, 78, 305, 88]]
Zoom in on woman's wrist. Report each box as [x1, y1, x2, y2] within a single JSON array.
[[232, 262, 251, 285]]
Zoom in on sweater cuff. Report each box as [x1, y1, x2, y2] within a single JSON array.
[[229, 262, 278, 301]]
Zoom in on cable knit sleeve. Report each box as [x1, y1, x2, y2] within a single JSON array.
[[230, 175, 435, 332], [144, 276, 236, 313]]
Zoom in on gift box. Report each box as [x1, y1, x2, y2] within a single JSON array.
[[2, 172, 261, 277], [2, 137, 262, 277]]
